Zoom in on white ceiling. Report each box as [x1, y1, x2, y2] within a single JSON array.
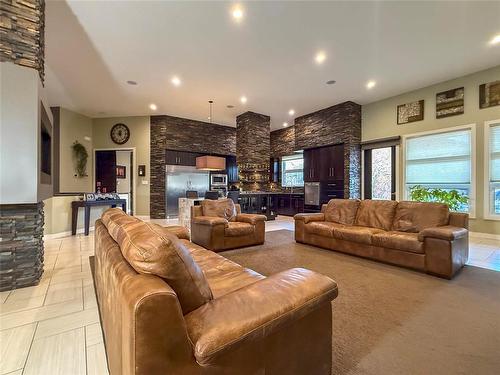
[[45, 1, 500, 130]]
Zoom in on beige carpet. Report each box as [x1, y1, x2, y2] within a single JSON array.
[[222, 230, 500, 375]]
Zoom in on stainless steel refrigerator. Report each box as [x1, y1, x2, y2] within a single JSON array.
[[165, 165, 210, 218]]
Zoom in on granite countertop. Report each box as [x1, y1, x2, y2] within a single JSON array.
[[239, 191, 304, 195]]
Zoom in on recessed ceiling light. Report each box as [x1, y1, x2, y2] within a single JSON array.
[[283, 122, 288, 127], [240, 96, 247, 104], [366, 80, 376, 89], [232, 5, 244, 21], [288, 109, 295, 116], [315, 51, 326, 64], [126, 80, 137, 85], [490, 34, 500, 45], [227, 105, 234, 109], [149, 103, 157, 111], [171, 76, 181, 86], [326, 80, 336, 85]]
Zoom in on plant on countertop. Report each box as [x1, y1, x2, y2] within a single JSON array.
[[409, 185, 468, 211], [71, 141, 88, 177]]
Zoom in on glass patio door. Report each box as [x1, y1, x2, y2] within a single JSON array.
[[362, 138, 399, 200]]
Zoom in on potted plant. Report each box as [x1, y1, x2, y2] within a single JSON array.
[[408, 185, 468, 211], [71, 141, 88, 177]]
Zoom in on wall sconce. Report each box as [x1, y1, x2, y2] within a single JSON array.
[[138, 165, 146, 177]]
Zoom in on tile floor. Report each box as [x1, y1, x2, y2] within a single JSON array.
[[0, 216, 498, 374]]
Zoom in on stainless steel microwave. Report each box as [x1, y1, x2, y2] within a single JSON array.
[[210, 174, 227, 186]]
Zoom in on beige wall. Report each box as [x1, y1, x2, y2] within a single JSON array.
[[362, 65, 500, 234], [92, 116, 150, 216], [59, 108, 93, 193], [43, 195, 105, 236]]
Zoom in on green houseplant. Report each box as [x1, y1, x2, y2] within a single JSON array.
[[408, 185, 468, 211], [71, 141, 88, 177]]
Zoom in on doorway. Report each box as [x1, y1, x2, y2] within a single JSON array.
[[94, 149, 134, 215], [363, 146, 397, 200]]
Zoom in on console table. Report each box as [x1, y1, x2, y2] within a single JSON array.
[[71, 199, 126, 236]]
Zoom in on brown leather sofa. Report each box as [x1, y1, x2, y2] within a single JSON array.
[[191, 198, 266, 251], [295, 199, 469, 279], [94, 208, 338, 375]]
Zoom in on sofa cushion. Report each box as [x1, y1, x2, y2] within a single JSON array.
[[333, 226, 385, 245], [354, 200, 398, 231], [101, 208, 213, 314], [224, 222, 254, 237], [202, 198, 237, 221], [372, 231, 424, 254], [392, 201, 449, 233], [305, 221, 344, 237], [181, 239, 264, 298], [324, 199, 360, 225]]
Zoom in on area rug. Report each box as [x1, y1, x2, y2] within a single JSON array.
[[222, 230, 500, 375]]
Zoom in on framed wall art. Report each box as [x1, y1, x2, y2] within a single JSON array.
[[397, 100, 424, 125], [479, 80, 500, 109], [116, 165, 126, 179], [436, 87, 464, 118]]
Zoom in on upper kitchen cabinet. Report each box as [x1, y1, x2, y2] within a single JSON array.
[[320, 144, 345, 181], [303, 148, 320, 182], [166, 150, 202, 166], [226, 155, 238, 183]]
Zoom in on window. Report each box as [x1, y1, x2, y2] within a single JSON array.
[[404, 126, 474, 213], [485, 120, 500, 219], [281, 154, 304, 187]]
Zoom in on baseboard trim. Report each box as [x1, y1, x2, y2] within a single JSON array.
[[469, 231, 500, 240], [44, 226, 95, 240]]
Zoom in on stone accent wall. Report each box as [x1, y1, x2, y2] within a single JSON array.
[[0, 0, 45, 82], [270, 126, 295, 158], [236, 112, 270, 191], [294, 101, 361, 198], [150, 115, 236, 218], [0, 202, 44, 291]]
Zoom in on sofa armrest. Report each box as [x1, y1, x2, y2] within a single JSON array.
[[184, 268, 338, 365], [192, 216, 228, 226], [418, 225, 468, 242], [235, 213, 266, 225], [294, 213, 325, 224]]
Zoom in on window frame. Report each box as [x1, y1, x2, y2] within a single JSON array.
[[281, 154, 304, 188], [484, 119, 500, 221], [401, 123, 476, 218]]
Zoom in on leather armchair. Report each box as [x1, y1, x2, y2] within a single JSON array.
[[191, 199, 266, 251]]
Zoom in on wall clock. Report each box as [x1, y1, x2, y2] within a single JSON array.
[[110, 123, 130, 144]]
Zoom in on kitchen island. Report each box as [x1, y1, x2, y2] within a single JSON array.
[[239, 191, 304, 219]]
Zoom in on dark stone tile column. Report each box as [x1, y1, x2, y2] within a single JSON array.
[[236, 112, 271, 191], [0, 203, 44, 291]]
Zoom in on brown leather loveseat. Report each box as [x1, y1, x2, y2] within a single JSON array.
[[191, 198, 266, 251], [94, 208, 338, 375], [295, 199, 469, 279]]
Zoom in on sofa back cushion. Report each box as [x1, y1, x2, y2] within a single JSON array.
[[324, 199, 360, 225], [201, 198, 237, 221], [392, 201, 449, 233], [101, 208, 213, 314], [354, 200, 398, 231]]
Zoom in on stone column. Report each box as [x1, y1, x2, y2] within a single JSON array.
[[236, 111, 271, 191]]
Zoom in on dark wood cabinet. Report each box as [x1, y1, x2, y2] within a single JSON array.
[[270, 157, 280, 183], [276, 194, 304, 216], [320, 144, 344, 181], [166, 150, 202, 166], [303, 148, 321, 182], [226, 155, 238, 183]]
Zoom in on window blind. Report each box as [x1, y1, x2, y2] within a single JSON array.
[[490, 123, 500, 182], [406, 129, 471, 184]]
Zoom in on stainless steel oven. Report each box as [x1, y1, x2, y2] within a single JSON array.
[[210, 174, 227, 187]]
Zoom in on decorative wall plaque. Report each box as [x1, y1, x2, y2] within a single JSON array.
[[436, 87, 464, 118], [479, 80, 500, 109], [397, 100, 424, 124]]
